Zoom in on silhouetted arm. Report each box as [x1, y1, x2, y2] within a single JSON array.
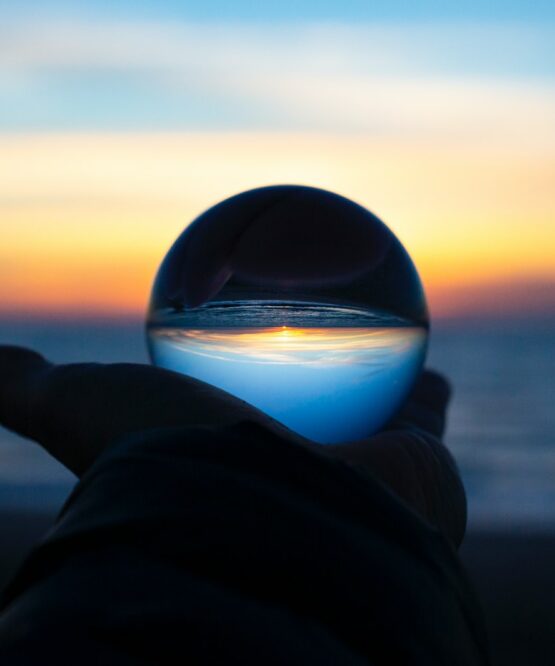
[[0, 345, 465, 545]]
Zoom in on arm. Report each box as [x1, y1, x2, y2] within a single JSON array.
[[0, 346, 465, 545]]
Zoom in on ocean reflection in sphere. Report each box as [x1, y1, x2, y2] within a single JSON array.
[[146, 185, 428, 443]]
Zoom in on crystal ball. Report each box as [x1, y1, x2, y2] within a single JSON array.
[[146, 185, 428, 443]]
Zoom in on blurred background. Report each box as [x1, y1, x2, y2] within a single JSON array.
[[0, 1, 554, 663]]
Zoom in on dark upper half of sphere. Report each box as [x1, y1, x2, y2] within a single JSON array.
[[149, 185, 428, 325]]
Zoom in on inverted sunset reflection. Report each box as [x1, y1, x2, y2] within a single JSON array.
[[148, 325, 427, 442], [151, 326, 426, 367]]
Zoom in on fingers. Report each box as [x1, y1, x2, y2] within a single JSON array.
[[369, 430, 466, 547], [327, 429, 466, 547], [323, 367, 465, 546], [409, 369, 451, 412], [386, 369, 452, 439], [375, 369, 465, 544]]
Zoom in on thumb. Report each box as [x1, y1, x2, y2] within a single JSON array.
[[0, 345, 300, 476], [0, 346, 51, 439]]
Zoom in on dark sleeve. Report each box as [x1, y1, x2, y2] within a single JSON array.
[[0, 422, 489, 665]]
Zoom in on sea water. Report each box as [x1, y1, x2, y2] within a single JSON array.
[[147, 301, 427, 443]]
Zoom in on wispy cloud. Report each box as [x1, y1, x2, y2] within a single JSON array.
[[1, 19, 554, 139]]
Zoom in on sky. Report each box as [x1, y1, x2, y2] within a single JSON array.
[[0, 1, 554, 320]]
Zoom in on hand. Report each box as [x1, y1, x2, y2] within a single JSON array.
[[0, 346, 465, 546], [325, 370, 466, 546], [0, 345, 301, 477]]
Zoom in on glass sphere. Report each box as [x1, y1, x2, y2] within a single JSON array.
[[147, 185, 428, 443]]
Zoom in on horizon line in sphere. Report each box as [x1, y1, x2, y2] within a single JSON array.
[[1, 305, 555, 327]]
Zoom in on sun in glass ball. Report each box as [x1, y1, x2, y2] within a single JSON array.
[[146, 185, 428, 444]]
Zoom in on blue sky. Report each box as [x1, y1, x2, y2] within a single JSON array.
[[4, 0, 555, 21], [1, 1, 554, 132]]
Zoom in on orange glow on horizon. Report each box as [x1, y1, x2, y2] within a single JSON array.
[[1, 132, 554, 320], [151, 326, 427, 365]]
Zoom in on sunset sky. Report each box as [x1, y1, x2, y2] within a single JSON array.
[[1, 1, 554, 320]]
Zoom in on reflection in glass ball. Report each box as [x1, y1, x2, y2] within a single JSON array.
[[146, 185, 428, 443]]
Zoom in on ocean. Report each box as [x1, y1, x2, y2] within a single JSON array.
[[0, 316, 553, 531]]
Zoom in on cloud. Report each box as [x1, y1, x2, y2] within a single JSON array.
[[1, 18, 554, 139]]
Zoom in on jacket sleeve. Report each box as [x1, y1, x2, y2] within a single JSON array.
[[0, 422, 490, 665]]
